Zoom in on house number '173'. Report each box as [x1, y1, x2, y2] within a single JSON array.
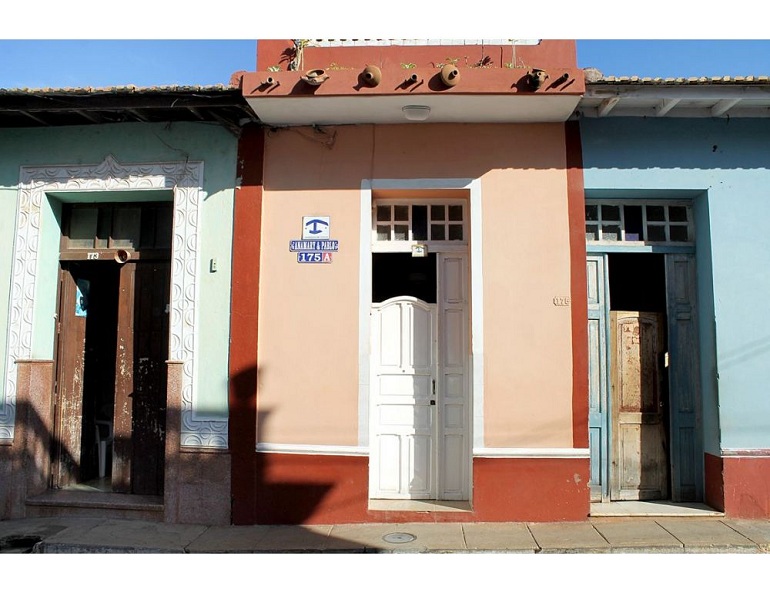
[[87, 252, 100, 260]]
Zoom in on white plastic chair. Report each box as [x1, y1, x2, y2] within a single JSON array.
[[94, 420, 114, 479]]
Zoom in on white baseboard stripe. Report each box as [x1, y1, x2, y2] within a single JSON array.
[[720, 449, 770, 457], [256, 443, 368, 456], [255, 444, 589, 458], [473, 448, 590, 458]]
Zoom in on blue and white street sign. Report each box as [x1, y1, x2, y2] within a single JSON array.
[[302, 216, 330, 240], [289, 239, 339, 252]]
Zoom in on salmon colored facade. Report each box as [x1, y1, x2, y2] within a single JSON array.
[[229, 39, 589, 524]]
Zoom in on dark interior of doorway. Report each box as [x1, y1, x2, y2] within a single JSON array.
[[67, 262, 120, 489], [372, 253, 437, 303], [608, 253, 666, 312], [607, 252, 671, 498]]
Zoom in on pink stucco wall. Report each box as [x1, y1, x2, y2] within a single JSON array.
[[258, 123, 573, 447]]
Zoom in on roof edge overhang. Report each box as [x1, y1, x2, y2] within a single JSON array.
[[240, 66, 584, 126], [0, 85, 259, 130], [578, 80, 770, 119]]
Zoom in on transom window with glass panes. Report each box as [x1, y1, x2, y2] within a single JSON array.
[[374, 202, 466, 243], [585, 201, 692, 244]]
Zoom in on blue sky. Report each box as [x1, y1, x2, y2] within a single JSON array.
[[2, 2, 768, 88], [3, 40, 770, 89]]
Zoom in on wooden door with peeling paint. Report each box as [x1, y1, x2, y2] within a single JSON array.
[[610, 311, 668, 500], [53, 267, 88, 488], [53, 260, 169, 495], [130, 261, 170, 495], [112, 261, 169, 495], [53, 202, 172, 495]]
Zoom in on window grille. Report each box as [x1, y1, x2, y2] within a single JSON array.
[[585, 201, 692, 244], [373, 202, 466, 244]]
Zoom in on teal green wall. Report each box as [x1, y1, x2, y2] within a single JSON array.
[[0, 122, 238, 418]]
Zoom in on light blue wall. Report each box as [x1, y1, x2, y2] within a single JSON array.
[[0, 122, 238, 419], [581, 117, 770, 451]]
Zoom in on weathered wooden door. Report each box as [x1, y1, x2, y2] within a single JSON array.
[[587, 255, 609, 501], [370, 297, 438, 499], [112, 261, 169, 495], [610, 311, 668, 500], [131, 261, 169, 495], [53, 268, 88, 488], [666, 254, 702, 502], [54, 260, 168, 494]]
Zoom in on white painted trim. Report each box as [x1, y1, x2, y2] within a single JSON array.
[[369, 178, 474, 191], [360, 177, 482, 500], [720, 449, 770, 457], [256, 443, 368, 456], [474, 447, 590, 458], [469, 178, 484, 449], [358, 180, 373, 447], [0, 155, 226, 448]]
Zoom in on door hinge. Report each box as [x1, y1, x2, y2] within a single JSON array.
[[432, 379, 436, 395]]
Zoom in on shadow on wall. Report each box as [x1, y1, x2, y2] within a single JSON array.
[[2, 390, 337, 526], [229, 363, 338, 525], [2, 400, 383, 551], [580, 117, 770, 170]]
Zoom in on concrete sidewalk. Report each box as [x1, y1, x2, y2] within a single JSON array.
[[2, 516, 770, 553]]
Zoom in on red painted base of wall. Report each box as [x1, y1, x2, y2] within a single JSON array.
[[251, 453, 590, 524], [705, 452, 770, 519], [723, 454, 770, 519], [472, 457, 590, 522], [704, 453, 725, 512]]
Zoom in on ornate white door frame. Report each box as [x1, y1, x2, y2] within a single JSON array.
[[0, 155, 227, 448]]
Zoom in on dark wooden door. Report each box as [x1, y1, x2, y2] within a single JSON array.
[[53, 268, 88, 487], [112, 261, 169, 495], [131, 261, 170, 495]]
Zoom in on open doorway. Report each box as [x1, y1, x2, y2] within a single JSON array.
[[372, 252, 437, 304], [369, 248, 470, 501], [607, 253, 670, 501], [52, 202, 171, 496]]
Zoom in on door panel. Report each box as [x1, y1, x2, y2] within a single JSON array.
[[587, 255, 609, 501], [370, 253, 469, 501], [437, 254, 469, 500], [54, 269, 88, 487], [666, 254, 702, 502], [112, 262, 135, 492], [371, 298, 437, 499], [130, 261, 170, 495], [54, 260, 169, 495], [610, 311, 668, 500]]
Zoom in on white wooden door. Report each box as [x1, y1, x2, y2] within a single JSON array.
[[436, 253, 469, 500], [370, 297, 438, 498]]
